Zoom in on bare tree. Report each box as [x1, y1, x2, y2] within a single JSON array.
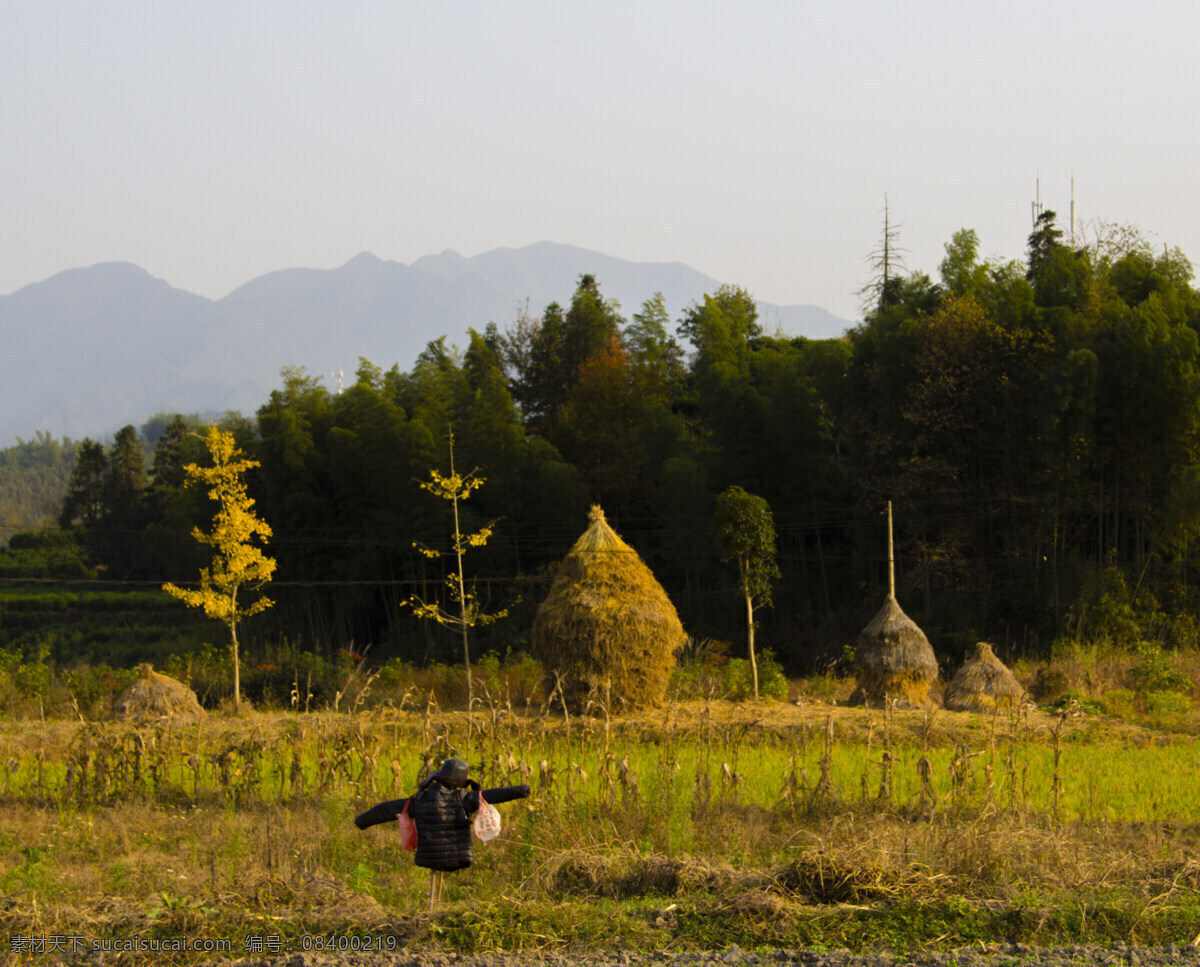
[[858, 194, 908, 314]]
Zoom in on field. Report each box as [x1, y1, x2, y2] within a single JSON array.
[[2, 686, 1200, 966]]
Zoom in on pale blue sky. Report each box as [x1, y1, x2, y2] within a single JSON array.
[[4, 0, 1196, 322]]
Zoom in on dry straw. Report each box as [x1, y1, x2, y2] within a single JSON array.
[[850, 503, 939, 708], [943, 641, 1027, 713], [532, 505, 684, 711], [114, 663, 204, 721]]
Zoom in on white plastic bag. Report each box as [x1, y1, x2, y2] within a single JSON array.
[[473, 792, 501, 842]]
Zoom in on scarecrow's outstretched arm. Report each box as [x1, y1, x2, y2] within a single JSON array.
[[354, 796, 412, 829], [466, 784, 531, 811]]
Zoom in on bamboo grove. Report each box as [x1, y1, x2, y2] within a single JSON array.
[[26, 212, 1200, 673]]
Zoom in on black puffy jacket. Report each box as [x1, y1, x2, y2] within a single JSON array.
[[354, 779, 531, 872]]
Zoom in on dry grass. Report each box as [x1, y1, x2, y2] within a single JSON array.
[[3, 696, 1200, 961], [6, 790, 1194, 951], [534, 848, 746, 898]]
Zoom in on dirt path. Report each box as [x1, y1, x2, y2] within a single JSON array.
[[218, 942, 1200, 967]]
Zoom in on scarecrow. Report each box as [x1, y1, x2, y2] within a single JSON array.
[[354, 757, 529, 905]]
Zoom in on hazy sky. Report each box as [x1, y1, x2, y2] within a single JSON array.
[[4, 0, 1197, 322]]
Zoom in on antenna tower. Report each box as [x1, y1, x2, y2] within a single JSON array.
[[1070, 174, 1076, 245]]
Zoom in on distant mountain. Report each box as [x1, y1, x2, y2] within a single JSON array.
[[0, 242, 854, 445]]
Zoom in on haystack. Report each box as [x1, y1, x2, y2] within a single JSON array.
[[115, 663, 204, 721], [849, 593, 940, 708], [849, 503, 939, 708], [943, 641, 1026, 713], [532, 505, 684, 711]]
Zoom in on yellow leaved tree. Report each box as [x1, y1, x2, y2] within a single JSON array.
[[163, 425, 276, 713], [408, 430, 507, 708]]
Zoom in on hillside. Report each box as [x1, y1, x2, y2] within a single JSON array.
[[0, 243, 853, 445]]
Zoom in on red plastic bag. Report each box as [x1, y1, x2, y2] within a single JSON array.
[[397, 799, 418, 851], [473, 791, 501, 842]]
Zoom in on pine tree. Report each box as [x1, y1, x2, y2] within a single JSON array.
[[59, 439, 108, 528]]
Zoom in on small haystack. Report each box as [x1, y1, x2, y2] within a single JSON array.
[[532, 505, 684, 711], [849, 503, 940, 708], [943, 642, 1026, 713], [115, 663, 204, 721]]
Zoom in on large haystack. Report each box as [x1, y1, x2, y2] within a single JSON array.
[[849, 503, 939, 708], [532, 505, 684, 711], [849, 593, 940, 708], [943, 641, 1026, 713], [115, 663, 204, 721]]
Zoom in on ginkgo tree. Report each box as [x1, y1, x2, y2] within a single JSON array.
[[162, 425, 276, 713], [408, 429, 507, 707]]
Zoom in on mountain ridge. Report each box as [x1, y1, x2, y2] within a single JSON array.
[[0, 242, 855, 445]]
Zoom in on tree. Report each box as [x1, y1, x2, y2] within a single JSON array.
[[162, 425, 276, 713], [1026, 209, 1090, 309], [939, 228, 989, 298], [103, 425, 147, 509], [562, 274, 624, 375], [512, 301, 567, 429], [148, 415, 193, 494], [898, 294, 1053, 606], [859, 194, 908, 313], [625, 292, 682, 375], [553, 333, 684, 519], [142, 415, 210, 581], [459, 330, 528, 493], [98, 424, 149, 576], [713, 485, 780, 699], [678, 283, 761, 349], [0, 432, 77, 542], [408, 429, 508, 707], [504, 275, 625, 437], [680, 285, 768, 486], [59, 439, 107, 528], [1027, 209, 1065, 279], [255, 367, 336, 590]]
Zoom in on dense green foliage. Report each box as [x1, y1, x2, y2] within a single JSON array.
[[12, 215, 1200, 675], [0, 432, 76, 544]]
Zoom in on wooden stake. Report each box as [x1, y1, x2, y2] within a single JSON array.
[[887, 500, 896, 599], [428, 869, 445, 910]]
